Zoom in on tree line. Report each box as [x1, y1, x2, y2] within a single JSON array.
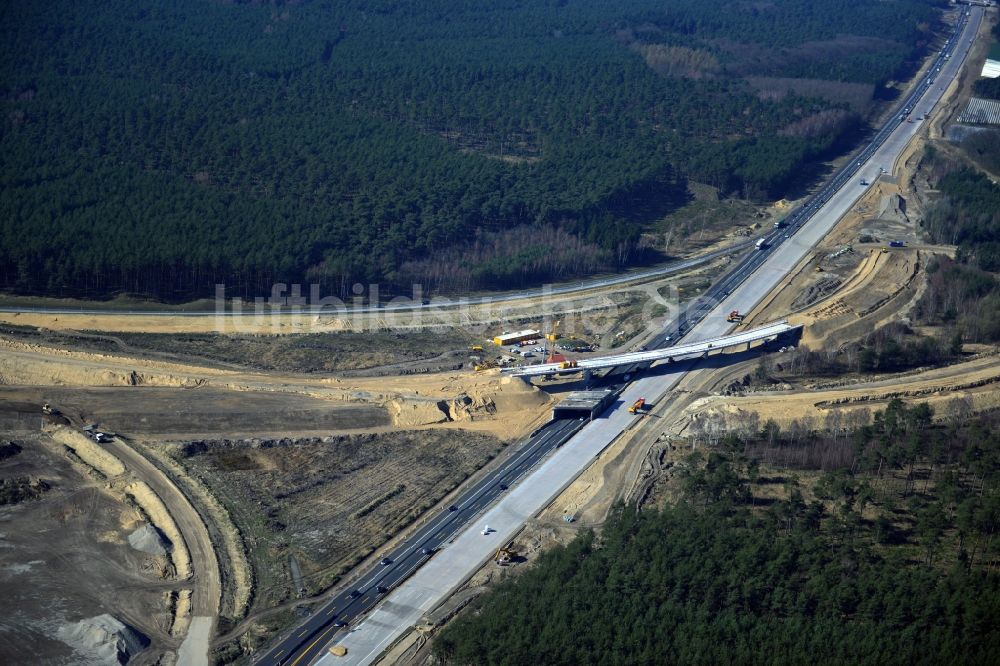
[[1, 0, 943, 300], [435, 402, 1000, 665]]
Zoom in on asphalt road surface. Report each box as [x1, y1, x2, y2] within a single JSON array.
[[648, 7, 974, 350], [0, 242, 748, 317], [259, 417, 586, 666], [258, 8, 983, 664]]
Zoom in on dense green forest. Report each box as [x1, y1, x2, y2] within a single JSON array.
[[973, 21, 1000, 99], [1, 1, 943, 300], [435, 403, 1000, 665], [918, 140, 1000, 343]]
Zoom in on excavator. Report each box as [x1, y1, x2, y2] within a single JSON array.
[[546, 320, 561, 342], [726, 310, 746, 323], [628, 398, 646, 414], [495, 544, 518, 566]]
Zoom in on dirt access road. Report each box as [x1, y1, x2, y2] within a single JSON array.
[[104, 440, 222, 666], [99, 436, 221, 666]]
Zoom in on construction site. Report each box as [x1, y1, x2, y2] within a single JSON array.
[[1, 6, 999, 666]]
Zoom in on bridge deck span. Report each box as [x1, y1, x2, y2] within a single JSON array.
[[502, 320, 801, 378]]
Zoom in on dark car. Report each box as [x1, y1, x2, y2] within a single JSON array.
[[350, 590, 362, 599], [499, 483, 509, 491], [334, 620, 348, 627], [448, 505, 458, 512], [377, 585, 388, 594], [421, 547, 434, 556], [380, 557, 392, 566]]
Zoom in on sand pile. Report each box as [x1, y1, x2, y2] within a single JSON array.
[[56, 614, 149, 665], [485, 376, 550, 414], [125, 481, 191, 579], [387, 376, 549, 427], [877, 193, 909, 223], [388, 397, 450, 427], [127, 523, 170, 557], [444, 393, 496, 421], [48, 426, 126, 478]]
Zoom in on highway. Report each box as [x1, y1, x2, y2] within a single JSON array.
[[504, 321, 800, 377], [0, 241, 749, 318], [261, 7, 984, 665], [258, 418, 586, 666], [648, 6, 976, 349]]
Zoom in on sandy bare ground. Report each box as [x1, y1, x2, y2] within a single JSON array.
[[0, 259, 709, 337], [790, 248, 925, 349], [682, 353, 1000, 429], [0, 337, 551, 440]]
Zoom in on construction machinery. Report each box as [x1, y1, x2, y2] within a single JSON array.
[[727, 310, 746, 323], [559, 360, 578, 369], [470, 345, 484, 352], [328, 646, 348, 657], [475, 359, 499, 372], [628, 398, 646, 414], [495, 545, 517, 566], [546, 320, 561, 342], [880, 247, 889, 254]]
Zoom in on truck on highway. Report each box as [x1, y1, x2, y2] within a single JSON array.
[[755, 238, 768, 250]]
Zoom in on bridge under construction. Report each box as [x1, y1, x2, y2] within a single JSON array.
[[501, 320, 802, 378]]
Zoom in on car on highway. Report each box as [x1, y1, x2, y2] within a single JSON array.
[[421, 547, 434, 556], [377, 585, 388, 594], [334, 620, 348, 628], [350, 590, 362, 598], [448, 505, 458, 511], [380, 557, 392, 566]]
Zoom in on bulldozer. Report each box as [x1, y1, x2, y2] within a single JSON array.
[[475, 359, 499, 372]]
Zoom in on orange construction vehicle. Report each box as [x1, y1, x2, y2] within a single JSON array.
[[628, 398, 646, 414], [559, 360, 578, 369], [726, 310, 745, 323]]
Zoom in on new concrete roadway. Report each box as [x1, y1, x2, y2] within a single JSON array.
[[265, 7, 985, 664], [257, 418, 586, 666]]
